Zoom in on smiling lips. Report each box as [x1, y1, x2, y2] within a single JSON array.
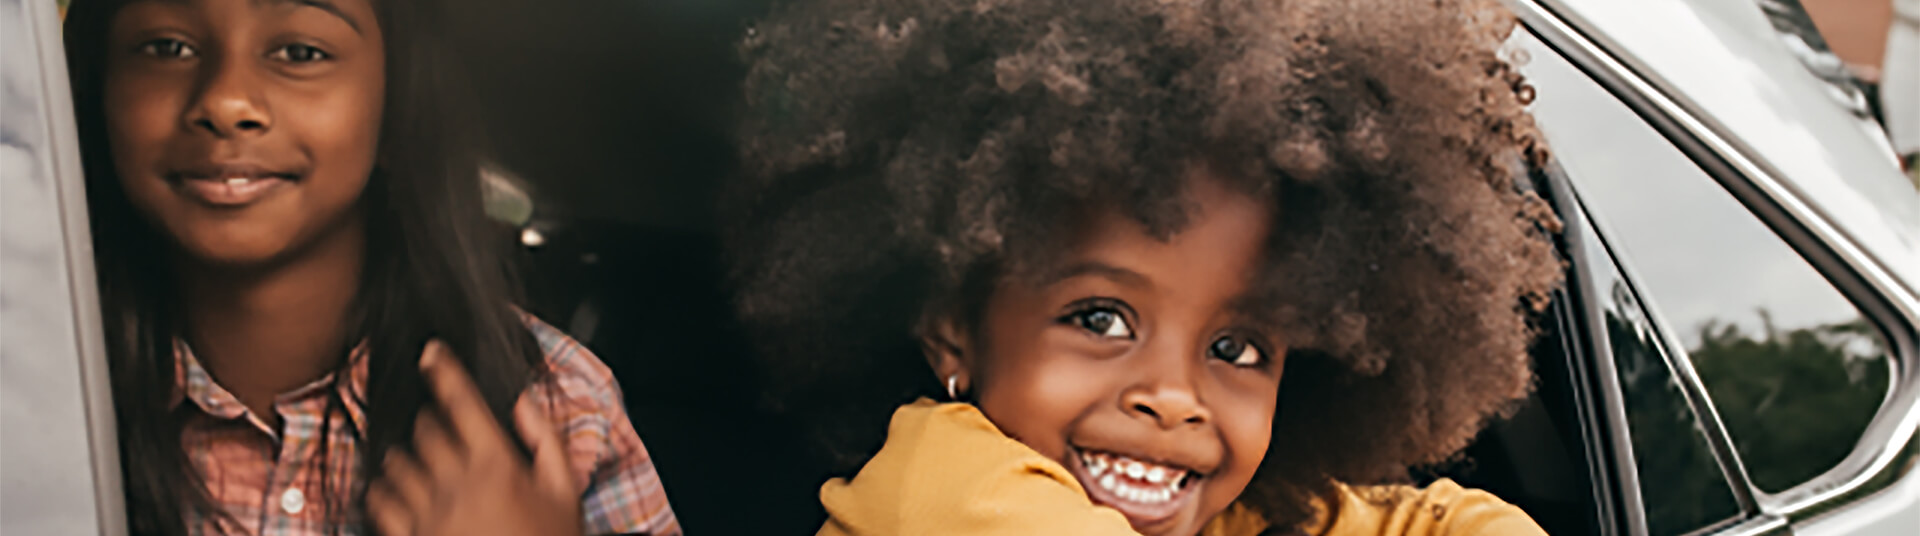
[[172, 167, 296, 207], [1073, 447, 1201, 525]]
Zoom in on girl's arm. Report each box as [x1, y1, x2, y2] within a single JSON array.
[[818, 400, 1139, 536], [1310, 479, 1546, 536]]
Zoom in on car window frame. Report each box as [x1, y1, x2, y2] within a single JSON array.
[[1538, 159, 1656, 536], [1560, 153, 1772, 535], [1507, 0, 1920, 529]]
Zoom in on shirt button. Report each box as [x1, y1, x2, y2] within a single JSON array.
[[280, 488, 306, 515]]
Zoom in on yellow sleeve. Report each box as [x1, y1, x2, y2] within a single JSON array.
[[1317, 479, 1546, 536], [817, 400, 1139, 536]]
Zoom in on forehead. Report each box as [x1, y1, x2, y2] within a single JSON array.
[[114, 0, 372, 32], [1096, 180, 1264, 248], [1053, 175, 1273, 293]]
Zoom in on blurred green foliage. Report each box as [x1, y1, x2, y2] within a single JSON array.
[[1692, 315, 1891, 492], [1618, 307, 1892, 535], [1609, 308, 1740, 535]]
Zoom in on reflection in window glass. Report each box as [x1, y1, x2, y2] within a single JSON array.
[[1602, 280, 1740, 535], [1515, 35, 1893, 494]]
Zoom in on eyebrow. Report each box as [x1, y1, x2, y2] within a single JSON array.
[[266, 0, 363, 34], [1225, 294, 1275, 325], [1041, 261, 1153, 289]]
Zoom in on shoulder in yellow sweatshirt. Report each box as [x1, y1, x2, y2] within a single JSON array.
[[819, 399, 1547, 536]]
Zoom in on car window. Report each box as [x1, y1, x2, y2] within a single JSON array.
[[1512, 29, 1895, 500], [1599, 266, 1744, 535]]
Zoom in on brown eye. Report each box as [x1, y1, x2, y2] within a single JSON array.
[[271, 43, 330, 63], [139, 39, 196, 59], [1209, 336, 1262, 366], [1065, 306, 1133, 339]]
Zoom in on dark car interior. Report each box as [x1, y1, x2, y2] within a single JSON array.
[[465, 1, 1608, 533]]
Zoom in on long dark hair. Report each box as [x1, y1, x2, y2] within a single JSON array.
[[63, 1, 544, 534]]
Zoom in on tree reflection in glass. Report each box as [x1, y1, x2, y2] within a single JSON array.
[[1690, 313, 1892, 492], [1606, 282, 1741, 535]]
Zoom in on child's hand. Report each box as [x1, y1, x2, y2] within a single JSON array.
[[367, 341, 584, 536]]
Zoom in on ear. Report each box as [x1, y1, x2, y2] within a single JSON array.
[[917, 311, 972, 395]]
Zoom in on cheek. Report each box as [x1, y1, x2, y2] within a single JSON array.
[[305, 109, 379, 187], [313, 78, 384, 146], [103, 71, 189, 217], [102, 70, 184, 172], [297, 72, 384, 198], [973, 330, 1112, 458], [1212, 381, 1280, 485], [1223, 401, 1275, 465]]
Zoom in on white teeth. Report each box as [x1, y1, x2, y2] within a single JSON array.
[[226, 177, 249, 186], [1096, 474, 1180, 505], [1080, 452, 1109, 476], [1145, 466, 1167, 484], [1108, 483, 1174, 505], [1081, 449, 1193, 504]]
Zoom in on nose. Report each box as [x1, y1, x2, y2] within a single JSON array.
[[1120, 347, 1212, 429], [184, 56, 272, 137]]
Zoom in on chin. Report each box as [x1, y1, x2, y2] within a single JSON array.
[[1130, 522, 1196, 536], [179, 242, 296, 268], [171, 228, 302, 269], [164, 212, 329, 265]]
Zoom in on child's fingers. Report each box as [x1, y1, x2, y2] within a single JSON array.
[[411, 407, 463, 478], [365, 480, 415, 536], [418, 340, 508, 449], [380, 449, 434, 513], [514, 394, 576, 496]]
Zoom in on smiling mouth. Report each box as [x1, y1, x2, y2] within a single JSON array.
[[169, 169, 299, 207], [1069, 446, 1202, 526]]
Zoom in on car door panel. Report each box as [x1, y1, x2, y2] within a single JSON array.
[[0, 0, 125, 534]]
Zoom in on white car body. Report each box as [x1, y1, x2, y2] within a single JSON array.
[[1509, 0, 1919, 534]]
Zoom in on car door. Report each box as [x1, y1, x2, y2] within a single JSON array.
[[1510, 2, 1920, 535], [0, 0, 127, 534]]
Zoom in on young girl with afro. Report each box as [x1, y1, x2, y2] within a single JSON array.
[[727, 0, 1564, 534]]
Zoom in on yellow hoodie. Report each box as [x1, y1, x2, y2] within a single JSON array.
[[819, 399, 1547, 536]]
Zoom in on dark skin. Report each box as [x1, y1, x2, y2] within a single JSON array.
[[926, 171, 1285, 536], [103, 0, 579, 533], [366, 343, 584, 536], [105, 0, 386, 418]]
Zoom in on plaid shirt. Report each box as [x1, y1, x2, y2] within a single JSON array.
[[173, 317, 680, 536]]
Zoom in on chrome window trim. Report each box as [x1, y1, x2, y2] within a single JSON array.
[[1547, 163, 1646, 536], [1706, 513, 1794, 536], [1507, 0, 1920, 522]]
